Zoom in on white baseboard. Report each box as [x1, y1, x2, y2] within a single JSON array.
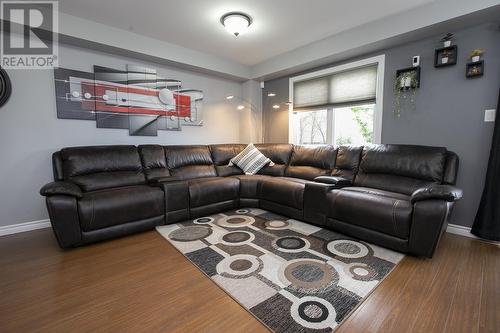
[[446, 223, 500, 245], [446, 223, 472, 238], [0, 219, 51, 236], [446, 223, 476, 238]]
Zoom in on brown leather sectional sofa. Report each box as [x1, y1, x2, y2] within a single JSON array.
[[40, 143, 462, 257]]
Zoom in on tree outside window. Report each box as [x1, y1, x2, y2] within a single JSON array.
[[292, 104, 374, 146]]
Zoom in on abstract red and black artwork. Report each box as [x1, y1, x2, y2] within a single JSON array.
[[54, 65, 203, 136]]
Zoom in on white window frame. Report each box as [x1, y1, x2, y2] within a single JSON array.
[[288, 54, 385, 144]]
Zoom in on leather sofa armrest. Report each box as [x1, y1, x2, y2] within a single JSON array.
[[303, 182, 338, 226], [150, 179, 189, 223], [40, 181, 83, 199], [409, 200, 451, 258], [45, 196, 82, 248], [147, 176, 182, 184], [314, 176, 352, 188], [410, 184, 463, 204]]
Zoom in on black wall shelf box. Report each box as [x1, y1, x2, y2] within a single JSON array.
[[395, 66, 421, 90], [466, 60, 484, 78], [434, 45, 458, 68]]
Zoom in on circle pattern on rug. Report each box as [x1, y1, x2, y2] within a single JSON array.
[[168, 226, 212, 242], [235, 209, 249, 214], [273, 236, 310, 253], [216, 254, 263, 278], [264, 220, 290, 230], [346, 263, 378, 281], [299, 301, 329, 322], [193, 217, 214, 224], [326, 239, 369, 258], [279, 259, 338, 292], [220, 231, 255, 245], [229, 259, 253, 271], [216, 215, 255, 228], [290, 296, 337, 330]]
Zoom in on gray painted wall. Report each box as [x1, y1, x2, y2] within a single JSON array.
[[0, 41, 244, 227], [262, 23, 500, 228], [262, 77, 290, 143], [241, 80, 264, 143]]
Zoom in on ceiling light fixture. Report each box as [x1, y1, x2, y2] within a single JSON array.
[[226, 95, 234, 100], [221, 12, 252, 36], [272, 104, 280, 109], [237, 105, 245, 110], [267, 93, 276, 97]]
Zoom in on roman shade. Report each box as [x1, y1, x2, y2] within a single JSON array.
[[293, 65, 378, 110]]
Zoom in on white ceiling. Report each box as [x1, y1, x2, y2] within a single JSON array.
[[59, 0, 435, 66]]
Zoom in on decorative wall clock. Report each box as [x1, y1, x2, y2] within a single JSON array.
[[0, 66, 12, 107]]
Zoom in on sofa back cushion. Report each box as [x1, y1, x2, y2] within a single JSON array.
[[354, 144, 447, 195], [210, 144, 246, 176], [165, 145, 217, 180], [254, 143, 293, 176], [331, 146, 363, 182], [60, 145, 145, 192], [286, 145, 337, 180], [138, 145, 170, 181]]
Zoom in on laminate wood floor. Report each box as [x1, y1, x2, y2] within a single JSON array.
[[0, 229, 498, 332]]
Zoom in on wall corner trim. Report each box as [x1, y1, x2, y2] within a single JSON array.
[[0, 219, 51, 237]]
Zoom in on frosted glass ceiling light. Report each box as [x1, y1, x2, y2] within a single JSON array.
[[221, 12, 252, 36]]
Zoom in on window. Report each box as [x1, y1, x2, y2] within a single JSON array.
[[332, 103, 374, 145], [289, 55, 384, 145], [292, 109, 328, 145]]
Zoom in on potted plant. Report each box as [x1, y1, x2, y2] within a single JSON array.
[[440, 33, 454, 47], [470, 49, 484, 62], [397, 71, 417, 89], [394, 71, 419, 117]]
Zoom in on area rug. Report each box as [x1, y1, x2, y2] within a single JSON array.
[[156, 208, 404, 332]]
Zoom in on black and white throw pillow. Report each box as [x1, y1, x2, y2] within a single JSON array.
[[228, 144, 274, 175]]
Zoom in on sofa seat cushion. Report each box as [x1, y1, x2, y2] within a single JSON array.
[[78, 185, 164, 232], [231, 174, 273, 198], [326, 187, 412, 239], [188, 177, 239, 207], [259, 177, 309, 209]]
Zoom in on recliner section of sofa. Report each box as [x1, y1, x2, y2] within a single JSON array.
[[141, 144, 241, 221], [256, 145, 338, 219], [40, 143, 462, 258], [42, 145, 165, 247], [304, 144, 462, 257]]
